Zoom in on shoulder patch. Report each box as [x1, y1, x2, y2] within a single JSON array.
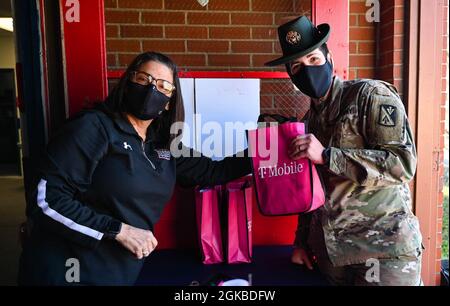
[[378, 104, 398, 127]]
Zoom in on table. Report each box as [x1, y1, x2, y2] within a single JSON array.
[[136, 246, 329, 286]]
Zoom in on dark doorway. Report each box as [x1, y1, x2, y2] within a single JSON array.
[[0, 69, 20, 176]]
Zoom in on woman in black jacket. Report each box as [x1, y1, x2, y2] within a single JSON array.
[[18, 51, 252, 285]]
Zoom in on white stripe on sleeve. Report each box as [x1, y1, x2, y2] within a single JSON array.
[[37, 179, 104, 240]]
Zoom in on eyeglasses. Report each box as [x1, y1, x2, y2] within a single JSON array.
[[131, 71, 176, 97]]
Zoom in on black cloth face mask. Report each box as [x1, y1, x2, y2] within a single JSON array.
[[289, 60, 333, 99], [124, 81, 170, 120]]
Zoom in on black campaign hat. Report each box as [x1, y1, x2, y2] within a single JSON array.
[[265, 16, 331, 66]]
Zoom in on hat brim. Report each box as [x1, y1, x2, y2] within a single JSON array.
[[264, 23, 331, 67]]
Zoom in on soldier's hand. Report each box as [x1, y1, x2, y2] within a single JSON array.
[[291, 247, 314, 270], [288, 134, 325, 164]]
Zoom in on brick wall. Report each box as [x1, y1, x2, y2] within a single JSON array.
[[105, 0, 313, 118], [349, 0, 376, 80], [105, 0, 311, 71], [377, 0, 405, 96]]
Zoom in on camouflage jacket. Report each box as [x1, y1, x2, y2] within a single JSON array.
[[294, 77, 423, 267]]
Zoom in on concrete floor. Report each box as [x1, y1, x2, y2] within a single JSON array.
[[0, 177, 26, 285]]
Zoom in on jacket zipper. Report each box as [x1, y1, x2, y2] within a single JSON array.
[[141, 141, 156, 170]]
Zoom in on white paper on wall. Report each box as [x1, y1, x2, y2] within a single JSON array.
[[194, 78, 260, 160]]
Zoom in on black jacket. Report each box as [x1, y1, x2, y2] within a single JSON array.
[[18, 108, 251, 285]]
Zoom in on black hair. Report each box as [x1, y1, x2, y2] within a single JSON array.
[[104, 51, 185, 149]]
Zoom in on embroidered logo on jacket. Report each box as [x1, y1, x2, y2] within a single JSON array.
[[123, 142, 133, 150], [155, 149, 171, 160]]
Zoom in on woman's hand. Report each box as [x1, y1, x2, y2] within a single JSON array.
[[115, 223, 158, 259], [291, 247, 314, 270], [288, 134, 325, 164]]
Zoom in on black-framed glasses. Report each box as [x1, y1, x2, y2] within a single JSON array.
[[131, 70, 176, 96]]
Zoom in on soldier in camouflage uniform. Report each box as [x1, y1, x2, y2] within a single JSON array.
[[265, 16, 423, 286]]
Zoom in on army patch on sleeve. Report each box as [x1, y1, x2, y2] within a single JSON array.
[[378, 104, 397, 127]]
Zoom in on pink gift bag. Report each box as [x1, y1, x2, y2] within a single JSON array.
[[225, 180, 253, 264], [195, 186, 224, 264], [247, 121, 325, 216]]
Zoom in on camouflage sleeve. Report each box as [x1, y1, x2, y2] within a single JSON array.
[[327, 90, 417, 187], [293, 213, 312, 249]]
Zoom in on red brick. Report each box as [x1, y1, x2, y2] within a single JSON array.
[[231, 41, 273, 53], [118, 53, 140, 66], [187, 40, 229, 53], [107, 53, 117, 66], [274, 41, 283, 53], [253, 54, 279, 67], [141, 12, 185, 24], [107, 39, 141, 52], [165, 0, 207, 10], [261, 81, 280, 94], [294, 0, 311, 14], [349, 68, 357, 79], [358, 15, 373, 27], [393, 50, 403, 63], [208, 0, 249, 11], [232, 13, 273, 25], [393, 65, 403, 78], [358, 41, 375, 54], [275, 14, 300, 26], [187, 12, 229, 25], [350, 14, 358, 26], [209, 27, 250, 39], [394, 6, 404, 20], [142, 40, 185, 53], [394, 21, 404, 35], [252, 27, 278, 40], [252, 0, 293, 12], [105, 10, 139, 24], [350, 1, 368, 14], [121, 25, 163, 38], [357, 68, 375, 78], [260, 95, 274, 109], [350, 27, 375, 40], [209, 54, 250, 67], [274, 108, 298, 118], [393, 36, 403, 49], [165, 26, 207, 39], [106, 25, 119, 38], [350, 54, 374, 67], [437, 203, 444, 219], [118, 0, 162, 9], [442, 93, 448, 104], [167, 54, 206, 67], [104, 0, 117, 8]]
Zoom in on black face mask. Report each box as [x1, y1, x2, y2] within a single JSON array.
[[289, 60, 333, 99], [124, 81, 170, 120]]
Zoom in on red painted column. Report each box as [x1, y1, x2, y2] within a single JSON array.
[[312, 0, 350, 80], [59, 0, 108, 116]]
